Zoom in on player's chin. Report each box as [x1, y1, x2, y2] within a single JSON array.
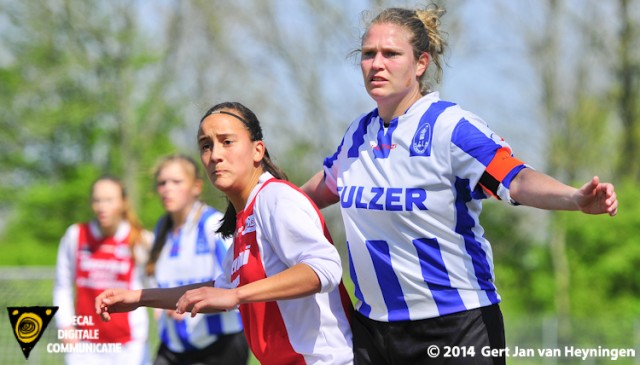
[[212, 179, 233, 194], [367, 88, 389, 101]]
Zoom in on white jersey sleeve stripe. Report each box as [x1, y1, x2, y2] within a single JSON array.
[[213, 237, 227, 267], [347, 244, 372, 317]]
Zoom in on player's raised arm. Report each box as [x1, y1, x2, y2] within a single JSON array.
[[95, 281, 214, 322], [509, 170, 618, 216]]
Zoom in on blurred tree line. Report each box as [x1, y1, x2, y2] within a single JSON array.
[[0, 0, 638, 343]]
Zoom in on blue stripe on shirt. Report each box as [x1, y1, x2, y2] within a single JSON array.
[[160, 323, 170, 346], [365, 240, 410, 321], [373, 118, 399, 159], [205, 314, 223, 334], [451, 118, 502, 167], [412, 237, 466, 315], [454, 178, 499, 302], [348, 111, 376, 158], [503, 165, 527, 189], [195, 209, 215, 255], [174, 320, 198, 351], [323, 136, 345, 169]]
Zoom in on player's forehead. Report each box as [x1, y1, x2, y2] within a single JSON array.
[[362, 23, 413, 50], [198, 113, 249, 138]]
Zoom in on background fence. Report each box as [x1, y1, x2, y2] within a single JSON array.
[[0, 267, 159, 365], [1, 266, 638, 365], [1, 267, 64, 364]]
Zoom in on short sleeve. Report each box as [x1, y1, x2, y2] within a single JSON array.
[[450, 116, 527, 203], [255, 183, 343, 293]]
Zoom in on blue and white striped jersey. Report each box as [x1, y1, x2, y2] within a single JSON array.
[[154, 202, 243, 352], [323, 92, 527, 322]]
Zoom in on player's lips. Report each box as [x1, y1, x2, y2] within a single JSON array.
[[96, 214, 108, 221], [369, 75, 387, 86]]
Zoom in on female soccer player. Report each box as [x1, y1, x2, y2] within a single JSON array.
[[147, 154, 248, 365], [301, 4, 618, 365], [96, 102, 353, 365], [54, 176, 152, 365]]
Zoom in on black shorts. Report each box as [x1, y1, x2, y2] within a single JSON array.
[[153, 331, 249, 365], [352, 304, 506, 365]]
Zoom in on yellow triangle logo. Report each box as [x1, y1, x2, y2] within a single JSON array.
[[7, 306, 58, 359]]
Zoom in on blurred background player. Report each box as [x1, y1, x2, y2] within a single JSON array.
[[146, 154, 248, 365], [54, 175, 152, 365]]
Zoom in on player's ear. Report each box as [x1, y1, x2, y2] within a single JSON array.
[[416, 52, 429, 77], [253, 140, 265, 163], [193, 178, 203, 196]]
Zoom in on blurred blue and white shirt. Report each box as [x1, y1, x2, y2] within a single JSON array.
[[154, 201, 243, 352]]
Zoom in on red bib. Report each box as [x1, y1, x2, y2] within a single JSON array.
[[75, 223, 133, 343]]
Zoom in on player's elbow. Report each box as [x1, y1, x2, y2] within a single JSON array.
[[303, 258, 343, 293]]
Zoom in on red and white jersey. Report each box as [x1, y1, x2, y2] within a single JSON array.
[[215, 173, 353, 365], [54, 221, 151, 344]]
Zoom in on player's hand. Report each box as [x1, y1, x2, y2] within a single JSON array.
[[95, 288, 142, 322], [165, 309, 186, 320], [175, 287, 238, 317], [574, 176, 618, 216]]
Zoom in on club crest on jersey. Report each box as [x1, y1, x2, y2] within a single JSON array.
[[242, 215, 256, 235], [410, 123, 432, 156]]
